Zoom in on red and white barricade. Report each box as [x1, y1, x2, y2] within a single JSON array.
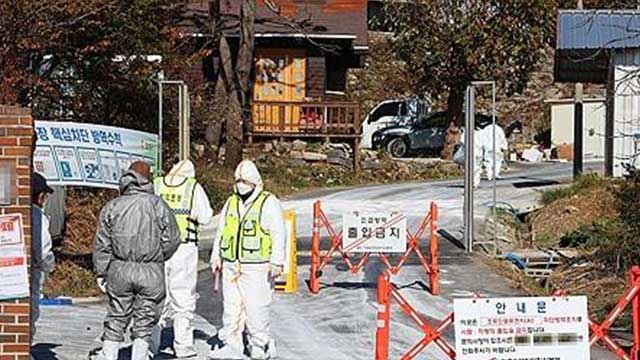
[[376, 270, 455, 360], [375, 266, 640, 360], [308, 201, 440, 295]]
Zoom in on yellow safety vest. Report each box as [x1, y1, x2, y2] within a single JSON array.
[[154, 177, 199, 243], [220, 191, 272, 263]]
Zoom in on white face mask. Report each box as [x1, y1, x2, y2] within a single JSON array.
[[236, 182, 254, 195]]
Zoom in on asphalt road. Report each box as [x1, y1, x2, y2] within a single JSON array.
[[34, 160, 614, 359]]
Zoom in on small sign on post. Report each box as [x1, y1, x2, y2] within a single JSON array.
[[454, 296, 590, 360], [342, 212, 407, 253]]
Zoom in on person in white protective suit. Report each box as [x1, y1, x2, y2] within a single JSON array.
[[479, 123, 508, 180], [151, 160, 214, 358], [209, 160, 286, 360], [460, 127, 485, 188]]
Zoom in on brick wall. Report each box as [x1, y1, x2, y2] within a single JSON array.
[[0, 106, 33, 360]]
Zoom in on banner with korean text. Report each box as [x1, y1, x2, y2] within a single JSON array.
[[34, 121, 158, 189], [342, 211, 407, 253]]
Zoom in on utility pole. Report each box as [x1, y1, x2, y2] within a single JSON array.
[[573, 0, 584, 179]]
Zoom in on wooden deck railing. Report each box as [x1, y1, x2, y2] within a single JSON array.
[[251, 101, 361, 136]]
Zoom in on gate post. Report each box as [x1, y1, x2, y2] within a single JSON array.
[[429, 202, 440, 296], [309, 200, 322, 293], [375, 272, 391, 360], [631, 266, 640, 360]]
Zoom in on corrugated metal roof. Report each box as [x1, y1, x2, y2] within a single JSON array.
[[558, 10, 640, 50]]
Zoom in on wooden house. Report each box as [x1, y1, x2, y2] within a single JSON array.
[[188, 0, 369, 139]]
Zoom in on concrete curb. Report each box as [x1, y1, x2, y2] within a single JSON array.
[[40, 296, 106, 306]]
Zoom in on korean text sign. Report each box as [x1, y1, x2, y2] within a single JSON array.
[[34, 121, 158, 189], [454, 296, 589, 360], [342, 212, 406, 253], [0, 214, 29, 300]]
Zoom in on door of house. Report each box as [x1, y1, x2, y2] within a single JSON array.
[[253, 49, 306, 132]]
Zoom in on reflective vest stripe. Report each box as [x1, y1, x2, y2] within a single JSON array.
[[154, 177, 199, 243], [220, 191, 273, 263]]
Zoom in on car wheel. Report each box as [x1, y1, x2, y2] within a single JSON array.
[[387, 137, 408, 158]]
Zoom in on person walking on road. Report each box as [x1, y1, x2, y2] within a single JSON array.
[[93, 161, 181, 360], [460, 126, 485, 188], [151, 159, 213, 358], [209, 160, 286, 360], [479, 123, 508, 181], [31, 172, 56, 338]]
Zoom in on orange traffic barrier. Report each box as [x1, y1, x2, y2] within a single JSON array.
[[375, 266, 640, 360], [588, 266, 640, 360], [308, 201, 440, 295], [376, 271, 455, 360]]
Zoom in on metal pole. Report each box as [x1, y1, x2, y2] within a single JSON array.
[[492, 82, 497, 255], [574, 84, 584, 179], [178, 84, 184, 160], [185, 85, 190, 159], [158, 83, 163, 175], [574, 0, 584, 179], [464, 85, 475, 253]]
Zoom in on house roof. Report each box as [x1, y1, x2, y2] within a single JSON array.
[[554, 10, 640, 84], [187, 0, 368, 49], [557, 10, 640, 50]]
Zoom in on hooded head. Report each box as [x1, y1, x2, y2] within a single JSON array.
[[166, 159, 196, 185], [120, 162, 154, 195], [234, 160, 263, 202]]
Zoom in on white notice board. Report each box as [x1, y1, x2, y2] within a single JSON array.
[[342, 212, 406, 253], [454, 296, 589, 360], [0, 214, 29, 300]]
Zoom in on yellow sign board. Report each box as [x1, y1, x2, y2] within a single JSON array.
[[275, 210, 298, 293]]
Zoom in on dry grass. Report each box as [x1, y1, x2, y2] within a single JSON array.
[[531, 186, 617, 246], [63, 188, 117, 254], [548, 264, 627, 320], [43, 260, 101, 298]]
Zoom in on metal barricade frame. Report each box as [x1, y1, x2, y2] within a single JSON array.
[[308, 200, 440, 295]]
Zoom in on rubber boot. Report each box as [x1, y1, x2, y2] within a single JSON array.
[[149, 325, 162, 356], [174, 316, 197, 358], [131, 339, 150, 360], [208, 344, 244, 360], [96, 340, 119, 360], [267, 339, 277, 359], [249, 345, 270, 360]]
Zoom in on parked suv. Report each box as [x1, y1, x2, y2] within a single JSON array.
[[371, 112, 495, 157], [360, 98, 430, 149]]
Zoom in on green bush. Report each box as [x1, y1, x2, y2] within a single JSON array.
[[617, 166, 640, 232], [539, 173, 607, 205]]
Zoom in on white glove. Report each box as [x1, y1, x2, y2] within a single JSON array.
[[211, 256, 222, 273], [269, 264, 284, 279], [97, 277, 107, 293]]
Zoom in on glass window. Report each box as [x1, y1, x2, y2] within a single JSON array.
[[420, 113, 448, 128], [369, 102, 400, 123]]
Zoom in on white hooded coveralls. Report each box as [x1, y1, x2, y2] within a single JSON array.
[[460, 128, 485, 188], [210, 160, 286, 356], [479, 124, 508, 180], [152, 160, 213, 357]]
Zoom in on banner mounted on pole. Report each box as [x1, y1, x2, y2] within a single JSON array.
[[34, 121, 159, 189]]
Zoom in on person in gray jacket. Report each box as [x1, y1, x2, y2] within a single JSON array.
[[93, 161, 181, 360], [31, 172, 56, 337]]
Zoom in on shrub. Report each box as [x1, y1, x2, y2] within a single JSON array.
[[539, 173, 607, 205]]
